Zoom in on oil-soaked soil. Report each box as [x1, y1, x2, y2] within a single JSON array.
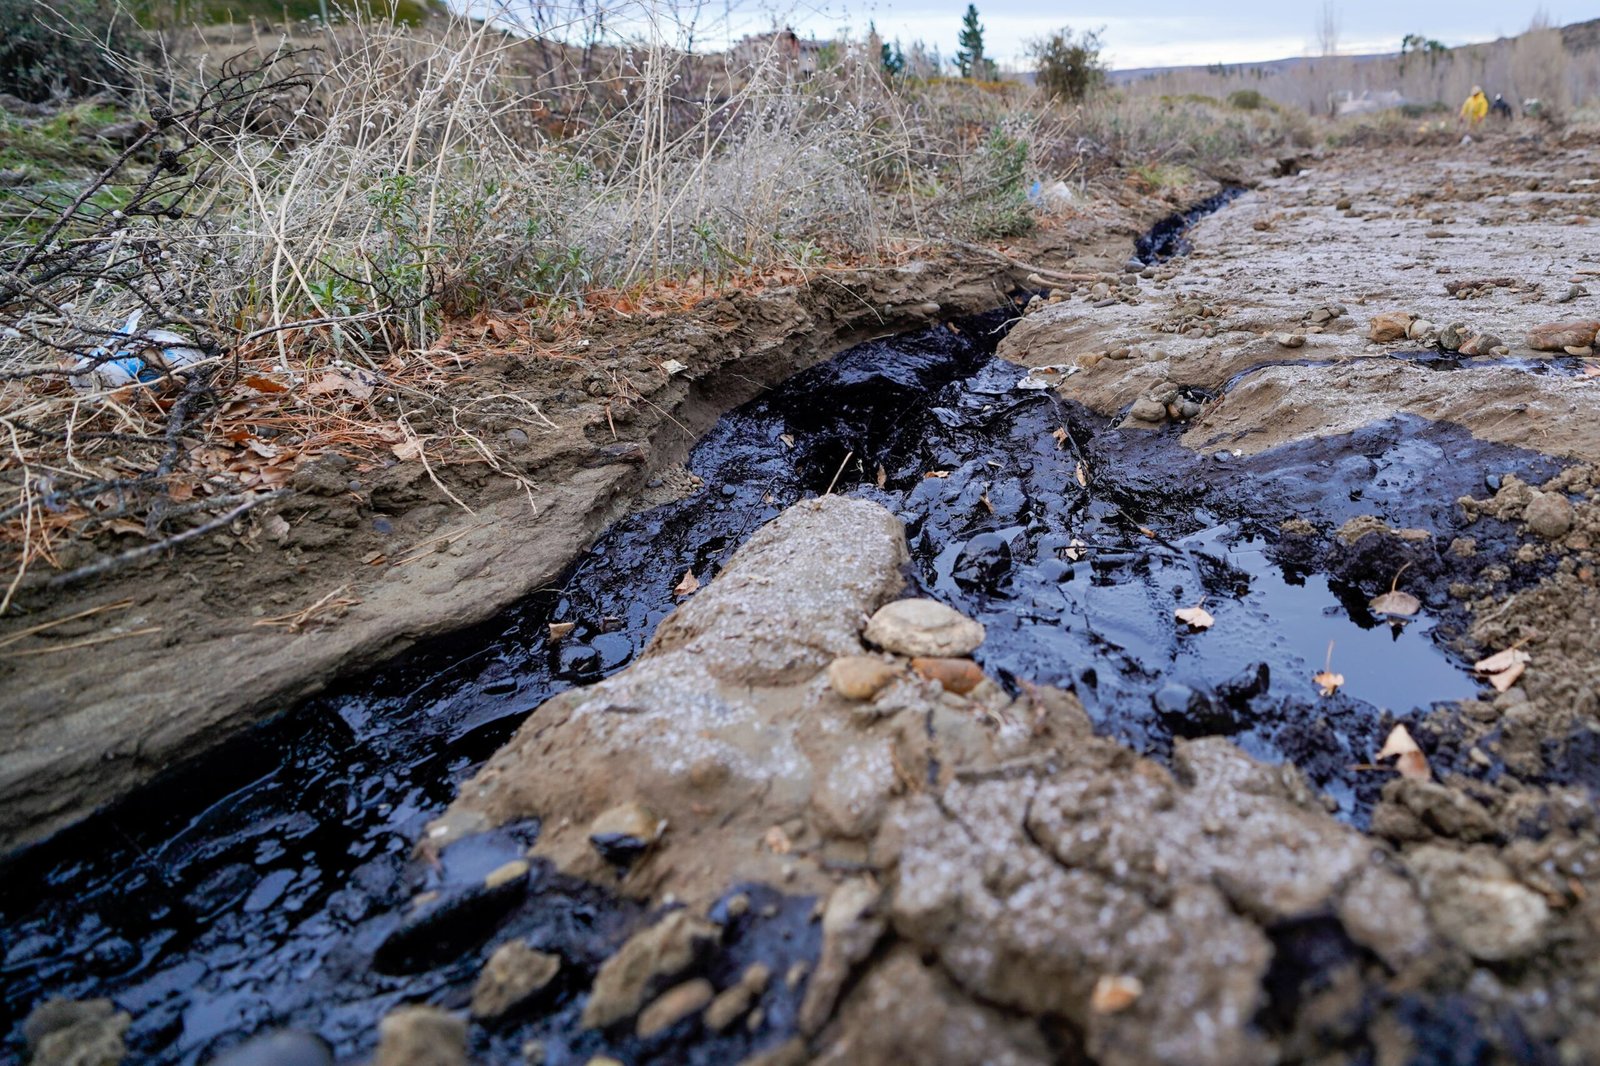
[[1, 300, 1587, 1063]]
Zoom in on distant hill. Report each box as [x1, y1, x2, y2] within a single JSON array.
[[1108, 17, 1599, 81], [1103, 17, 1600, 115]]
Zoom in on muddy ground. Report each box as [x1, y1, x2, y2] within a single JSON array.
[[6, 129, 1600, 1065]]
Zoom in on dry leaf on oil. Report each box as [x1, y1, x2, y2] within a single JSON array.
[[1174, 604, 1215, 630], [1474, 647, 1531, 693], [1376, 723, 1431, 781], [672, 569, 699, 597]]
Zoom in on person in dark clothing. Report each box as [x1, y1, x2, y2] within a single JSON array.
[[1490, 94, 1514, 121]]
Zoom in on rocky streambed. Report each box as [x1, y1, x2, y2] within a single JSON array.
[[7, 138, 1600, 1065]]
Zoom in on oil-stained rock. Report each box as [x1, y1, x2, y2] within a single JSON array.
[[375, 1005, 467, 1066], [470, 941, 562, 1021]]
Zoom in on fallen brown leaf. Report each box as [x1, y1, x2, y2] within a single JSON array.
[[924, 470, 950, 479], [243, 374, 289, 393], [1486, 660, 1526, 692], [1376, 724, 1431, 781], [876, 464, 887, 488], [1474, 647, 1531, 674], [1369, 590, 1421, 617], [1075, 462, 1088, 487], [1314, 670, 1345, 697], [548, 621, 576, 642], [673, 569, 699, 597], [1051, 426, 1069, 449]]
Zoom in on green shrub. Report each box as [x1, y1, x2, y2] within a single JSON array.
[[0, 0, 146, 103], [1227, 89, 1266, 110], [1029, 27, 1106, 104]]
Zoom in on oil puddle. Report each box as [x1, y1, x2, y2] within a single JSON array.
[[1136, 185, 1247, 263], [0, 314, 1570, 1063]]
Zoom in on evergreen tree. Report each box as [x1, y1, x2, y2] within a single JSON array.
[[883, 37, 906, 76], [956, 4, 986, 79]]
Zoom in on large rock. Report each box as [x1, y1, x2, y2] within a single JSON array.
[[1526, 319, 1600, 352], [426, 497, 913, 895]]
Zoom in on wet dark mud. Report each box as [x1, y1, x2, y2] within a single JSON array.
[[1135, 185, 1247, 263], [0, 314, 1578, 1062]]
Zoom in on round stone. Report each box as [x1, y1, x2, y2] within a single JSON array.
[[863, 599, 985, 658]]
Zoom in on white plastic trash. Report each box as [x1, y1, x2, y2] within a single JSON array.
[[72, 310, 210, 390]]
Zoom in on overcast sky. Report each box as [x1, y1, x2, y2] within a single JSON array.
[[751, 1, 1578, 69]]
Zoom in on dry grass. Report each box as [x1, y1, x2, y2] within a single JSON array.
[[0, 5, 1316, 607]]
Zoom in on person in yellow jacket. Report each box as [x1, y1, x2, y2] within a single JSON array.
[[1460, 86, 1488, 126]]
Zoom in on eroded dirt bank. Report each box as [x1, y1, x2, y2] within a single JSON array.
[[0, 254, 1036, 853]]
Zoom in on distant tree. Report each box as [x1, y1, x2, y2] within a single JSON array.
[[1399, 32, 1448, 72], [885, 39, 906, 76], [956, 4, 987, 79], [1315, 1, 1341, 56], [1028, 26, 1105, 103], [873, 21, 905, 77]]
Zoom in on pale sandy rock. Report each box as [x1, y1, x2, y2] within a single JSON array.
[[863, 598, 985, 657]]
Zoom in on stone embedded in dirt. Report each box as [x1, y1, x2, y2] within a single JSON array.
[[863, 598, 985, 658], [1458, 332, 1501, 356], [1127, 395, 1168, 423], [1406, 845, 1551, 962], [827, 655, 900, 700], [206, 1030, 334, 1066], [470, 941, 562, 1021], [1367, 311, 1414, 343], [1276, 333, 1305, 348], [1438, 322, 1470, 352], [22, 997, 131, 1066], [1406, 318, 1436, 341], [581, 909, 720, 1030], [704, 963, 772, 1032], [1524, 491, 1574, 539], [375, 1005, 467, 1066], [636, 978, 715, 1038], [799, 879, 888, 1034], [1564, 344, 1594, 357], [1526, 319, 1600, 351], [910, 656, 985, 695], [587, 801, 665, 868]]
